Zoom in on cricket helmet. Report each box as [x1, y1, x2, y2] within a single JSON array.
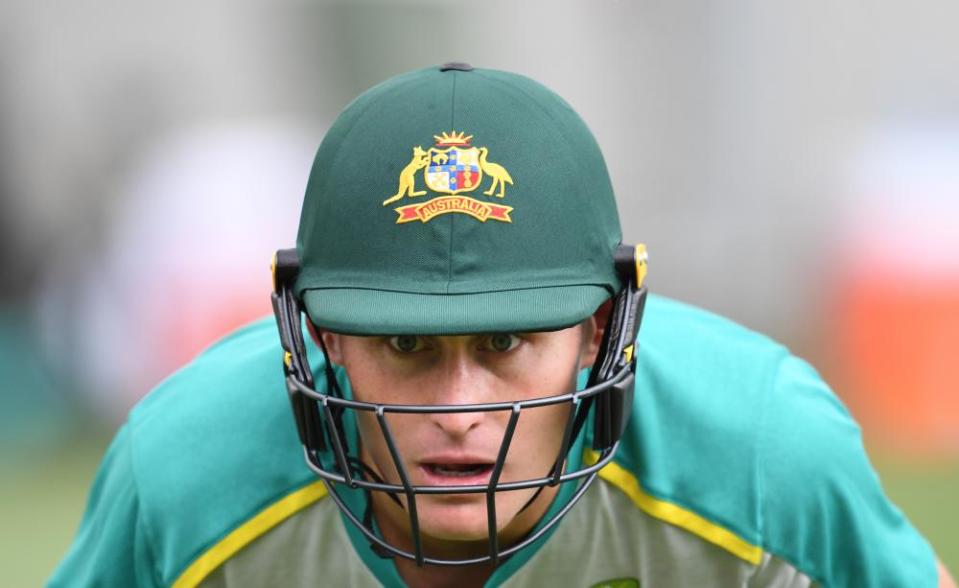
[[272, 63, 648, 566]]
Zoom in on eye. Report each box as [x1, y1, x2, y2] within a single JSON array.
[[486, 333, 521, 353], [388, 335, 424, 353]]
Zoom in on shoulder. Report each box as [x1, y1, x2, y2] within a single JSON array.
[[623, 295, 788, 513], [759, 354, 936, 585], [629, 295, 789, 459], [125, 317, 317, 585], [48, 424, 162, 586], [613, 295, 785, 564], [611, 295, 936, 585]]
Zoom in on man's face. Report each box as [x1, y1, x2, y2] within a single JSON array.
[[320, 321, 601, 555]]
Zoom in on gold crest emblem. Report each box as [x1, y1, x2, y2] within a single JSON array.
[[383, 131, 514, 224]]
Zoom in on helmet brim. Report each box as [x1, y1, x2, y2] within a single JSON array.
[[301, 284, 612, 335]]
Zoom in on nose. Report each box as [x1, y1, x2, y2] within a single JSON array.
[[428, 352, 491, 438]]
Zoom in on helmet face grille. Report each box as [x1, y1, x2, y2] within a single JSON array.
[[270, 246, 647, 566]]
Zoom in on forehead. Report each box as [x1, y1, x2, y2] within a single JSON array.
[[330, 328, 586, 356], [344, 324, 584, 340]]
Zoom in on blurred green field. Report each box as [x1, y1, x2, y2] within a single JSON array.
[[876, 458, 959, 575], [0, 433, 113, 588], [2, 435, 956, 586]]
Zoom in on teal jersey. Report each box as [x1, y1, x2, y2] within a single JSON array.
[[48, 295, 937, 587]]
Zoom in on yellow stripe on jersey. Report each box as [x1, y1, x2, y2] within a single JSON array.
[[589, 451, 763, 566], [172, 480, 329, 588]]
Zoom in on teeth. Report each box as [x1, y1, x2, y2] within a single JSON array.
[[428, 464, 490, 477]]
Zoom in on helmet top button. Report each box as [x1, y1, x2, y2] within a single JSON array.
[[439, 62, 473, 72]]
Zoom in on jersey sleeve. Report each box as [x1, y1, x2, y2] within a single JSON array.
[[47, 424, 161, 587], [759, 354, 937, 587]]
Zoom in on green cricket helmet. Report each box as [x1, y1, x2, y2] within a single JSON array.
[[272, 63, 648, 566]]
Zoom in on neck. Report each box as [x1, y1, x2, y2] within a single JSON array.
[[380, 519, 498, 588], [394, 558, 495, 588]]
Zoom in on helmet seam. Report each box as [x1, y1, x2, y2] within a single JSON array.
[[446, 71, 458, 294]]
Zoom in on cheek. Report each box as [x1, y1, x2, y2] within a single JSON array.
[[340, 346, 402, 404], [519, 403, 571, 445], [355, 411, 391, 466], [338, 347, 405, 476], [339, 341, 439, 406], [506, 337, 583, 399], [354, 410, 419, 485], [506, 342, 581, 471], [506, 374, 578, 474]]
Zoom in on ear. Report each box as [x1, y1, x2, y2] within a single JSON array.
[[305, 321, 345, 365], [579, 299, 613, 369]]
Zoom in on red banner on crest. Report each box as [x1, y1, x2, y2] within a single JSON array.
[[394, 196, 513, 224]]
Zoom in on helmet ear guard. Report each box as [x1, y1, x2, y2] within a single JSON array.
[[272, 249, 328, 452], [574, 244, 648, 450], [270, 244, 648, 566]]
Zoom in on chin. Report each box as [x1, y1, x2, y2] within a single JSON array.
[[414, 494, 526, 542]]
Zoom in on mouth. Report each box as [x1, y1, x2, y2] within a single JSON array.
[[419, 461, 496, 485]]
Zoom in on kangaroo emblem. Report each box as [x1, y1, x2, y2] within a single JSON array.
[[478, 147, 513, 198], [383, 131, 516, 225], [383, 146, 430, 206]]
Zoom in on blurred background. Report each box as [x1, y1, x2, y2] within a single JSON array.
[[1, 0, 957, 583]]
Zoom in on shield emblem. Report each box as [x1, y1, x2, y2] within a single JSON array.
[[425, 147, 483, 194]]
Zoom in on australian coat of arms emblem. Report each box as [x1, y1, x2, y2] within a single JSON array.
[[382, 131, 514, 224]]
